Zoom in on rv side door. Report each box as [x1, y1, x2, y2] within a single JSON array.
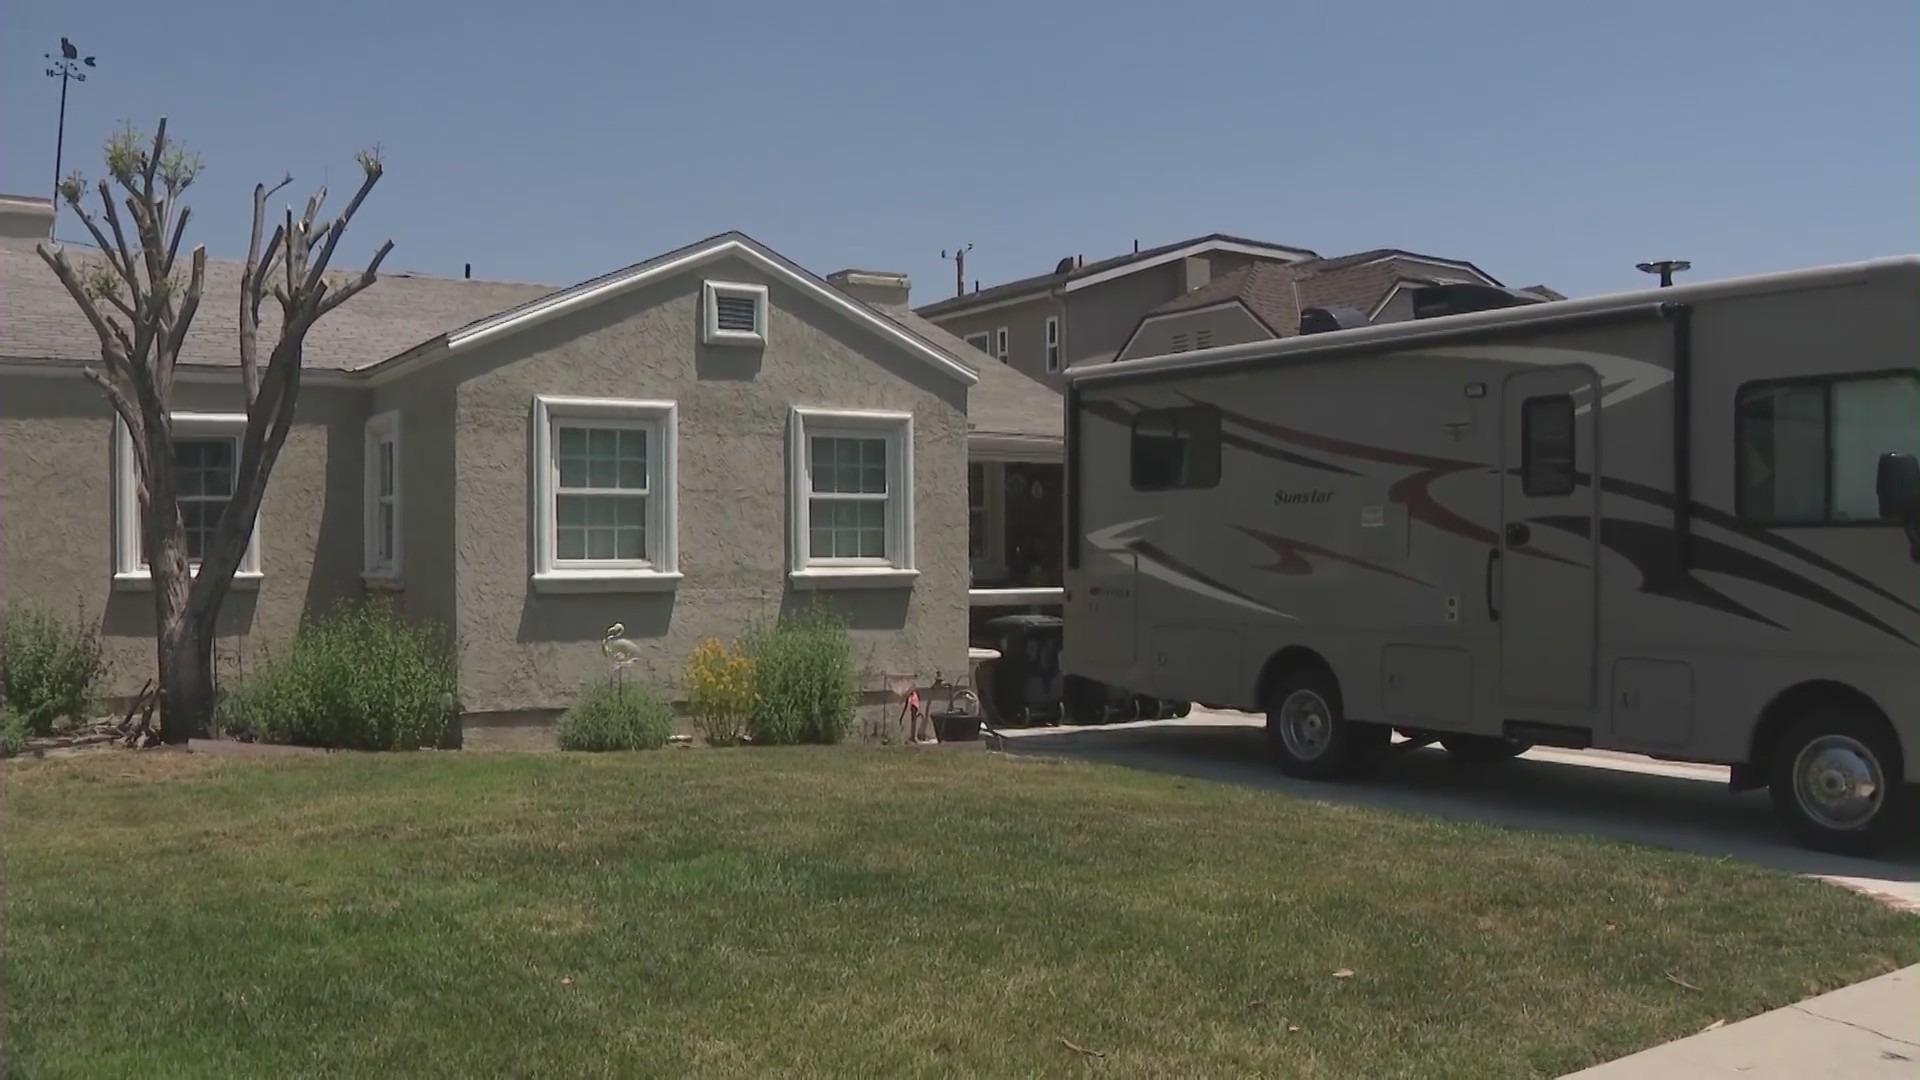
[[1499, 366, 1602, 714]]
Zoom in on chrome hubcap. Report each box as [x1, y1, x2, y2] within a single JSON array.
[[1793, 735, 1884, 832], [1278, 689, 1334, 761]]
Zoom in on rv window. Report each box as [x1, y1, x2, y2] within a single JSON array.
[[1737, 373, 1920, 525], [1520, 395, 1576, 497], [1130, 406, 1222, 491]]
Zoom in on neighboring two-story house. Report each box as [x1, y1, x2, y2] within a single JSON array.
[[1114, 248, 1565, 361], [913, 234, 1321, 390]]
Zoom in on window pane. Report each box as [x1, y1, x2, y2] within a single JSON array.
[[588, 497, 620, 528], [858, 527, 886, 559], [588, 457, 619, 488], [1739, 383, 1827, 523], [615, 527, 646, 560], [557, 495, 589, 528], [558, 427, 588, 456], [378, 441, 395, 497], [587, 528, 616, 560], [377, 502, 396, 562], [557, 527, 587, 560], [616, 497, 646, 528], [557, 455, 589, 488], [588, 428, 619, 458], [1521, 395, 1577, 498], [617, 458, 646, 490], [1833, 376, 1920, 522]]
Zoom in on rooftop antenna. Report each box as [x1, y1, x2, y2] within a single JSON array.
[[43, 35, 99, 240], [1636, 259, 1691, 288], [940, 244, 972, 298]]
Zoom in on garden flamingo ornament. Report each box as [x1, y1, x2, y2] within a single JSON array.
[[602, 622, 643, 686]]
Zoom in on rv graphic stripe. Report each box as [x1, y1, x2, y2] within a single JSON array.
[[1232, 526, 1436, 587]]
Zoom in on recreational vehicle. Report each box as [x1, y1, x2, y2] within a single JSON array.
[[1061, 256, 1920, 854]]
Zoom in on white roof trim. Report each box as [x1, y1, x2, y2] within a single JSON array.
[[1117, 299, 1265, 361], [1062, 240, 1313, 295], [439, 238, 977, 386]]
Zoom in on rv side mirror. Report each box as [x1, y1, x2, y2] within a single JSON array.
[[1875, 453, 1920, 520]]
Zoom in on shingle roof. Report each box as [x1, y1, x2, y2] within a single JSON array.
[[2, 237, 1062, 444], [0, 245, 559, 371], [914, 232, 1318, 318]]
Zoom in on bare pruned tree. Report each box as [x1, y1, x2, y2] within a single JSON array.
[[37, 117, 393, 743]]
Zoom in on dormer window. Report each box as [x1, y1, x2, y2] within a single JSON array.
[[702, 281, 769, 347]]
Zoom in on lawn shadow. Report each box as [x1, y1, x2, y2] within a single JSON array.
[[998, 717, 1920, 900]]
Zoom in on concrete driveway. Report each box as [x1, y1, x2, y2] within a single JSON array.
[[993, 710, 1920, 912]]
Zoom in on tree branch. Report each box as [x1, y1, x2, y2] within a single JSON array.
[[82, 367, 142, 439], [240, 175, 292, 403], [35, 244, 132, 371], [303, 160, 383, 294], [314, 239, 395, 319], [162, 204, 192, 279], [159, 246, 207, 394], [89, 184, 141, 291]]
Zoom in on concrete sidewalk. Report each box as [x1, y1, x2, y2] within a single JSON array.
[[1562, 965, 1919, 1078]]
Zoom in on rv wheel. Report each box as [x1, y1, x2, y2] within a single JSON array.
[[1768, 707, 1902, 856], [1264, 667, 1388, 781], [1440, 735, 1531, 763]]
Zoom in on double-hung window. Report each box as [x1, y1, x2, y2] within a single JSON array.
[[531, 395, 680, 592], [364, 411, 402, 579], [788, 407, 916, 587], [112, 412, 262, 590]]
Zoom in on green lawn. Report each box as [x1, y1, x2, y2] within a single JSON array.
[[3, 748, 1914, 1079]]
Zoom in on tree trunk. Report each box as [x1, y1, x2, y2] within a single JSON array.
[[153, 578, 214, 746]]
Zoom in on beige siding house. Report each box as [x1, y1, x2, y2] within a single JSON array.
[[0, 218, 1060, 728], [915, 234, 1321, 390], [1114, 249, 1565, 362]]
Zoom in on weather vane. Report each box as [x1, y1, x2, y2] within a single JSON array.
[[44, 36, 99, 240]]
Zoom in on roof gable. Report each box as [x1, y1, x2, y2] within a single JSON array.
[[422, 232, 977, 387]]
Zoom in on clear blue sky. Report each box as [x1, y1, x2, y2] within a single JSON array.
[[5, 0, 1915, 301]]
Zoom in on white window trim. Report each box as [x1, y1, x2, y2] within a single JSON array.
[[363, 410, 402, 582], [788, 406, 918, 589], [112, 412, 263, 592], [994, 326, 1010, 364], [969, 460, 1007, 581], [963, 331, 992, 355], [702, 280, 770, 347], [530, 395, 681, 594], [1044, 317, 1061, 373]]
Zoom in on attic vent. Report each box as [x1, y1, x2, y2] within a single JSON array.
[[716, 295, 758, 332], [1195, 329, 1214, 349], [1170, 332, 1191, 353], [702, 281, 769, 346]]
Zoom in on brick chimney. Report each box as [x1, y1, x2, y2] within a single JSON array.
[[826, 269, 911, 312]]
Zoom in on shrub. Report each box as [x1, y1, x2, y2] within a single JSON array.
[[743, 605, 856, 746], [0, 605, 107, 736], [215, 601, 456, 751], [685, 637, 753, 746], [557, 680, 674, 752], [0, 708, 29, 759]]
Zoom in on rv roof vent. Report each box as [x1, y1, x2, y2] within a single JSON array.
[[1410, 283, 1545, 320], [1297, 307, 1371, 336], [1055, 256, 1077, 274]]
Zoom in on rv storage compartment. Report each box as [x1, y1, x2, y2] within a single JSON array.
[[977, 614, 1066, 726]]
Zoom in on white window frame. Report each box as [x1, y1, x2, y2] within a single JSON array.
[[1044, 317, 1061, 373], [363, 410, 402, 581], [994, 326, 1010, 364], [964, 331, 991, 355], [702, 280, 770, 347], [530, 395, 681, 593], [969, 460, 1007, 581], [788, 406, 917, 589], [111, 412, 263, 592]]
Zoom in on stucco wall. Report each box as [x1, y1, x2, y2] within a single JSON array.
[[0, 377, 367, 701], [928, 294, 1058, 387], [1117, 303, 1275, 362], [426, 253, 971, 715]]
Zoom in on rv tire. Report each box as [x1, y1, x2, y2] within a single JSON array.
[[1440, 735, 1532, 763], [1767, 707, 1902, 856], [1264, 667, 1387, 781]]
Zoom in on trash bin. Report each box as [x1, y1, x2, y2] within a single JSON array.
[[976, 614, 1065, 726]]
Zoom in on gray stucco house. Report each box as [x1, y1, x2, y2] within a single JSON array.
[[0, 203, 1060, 729]]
